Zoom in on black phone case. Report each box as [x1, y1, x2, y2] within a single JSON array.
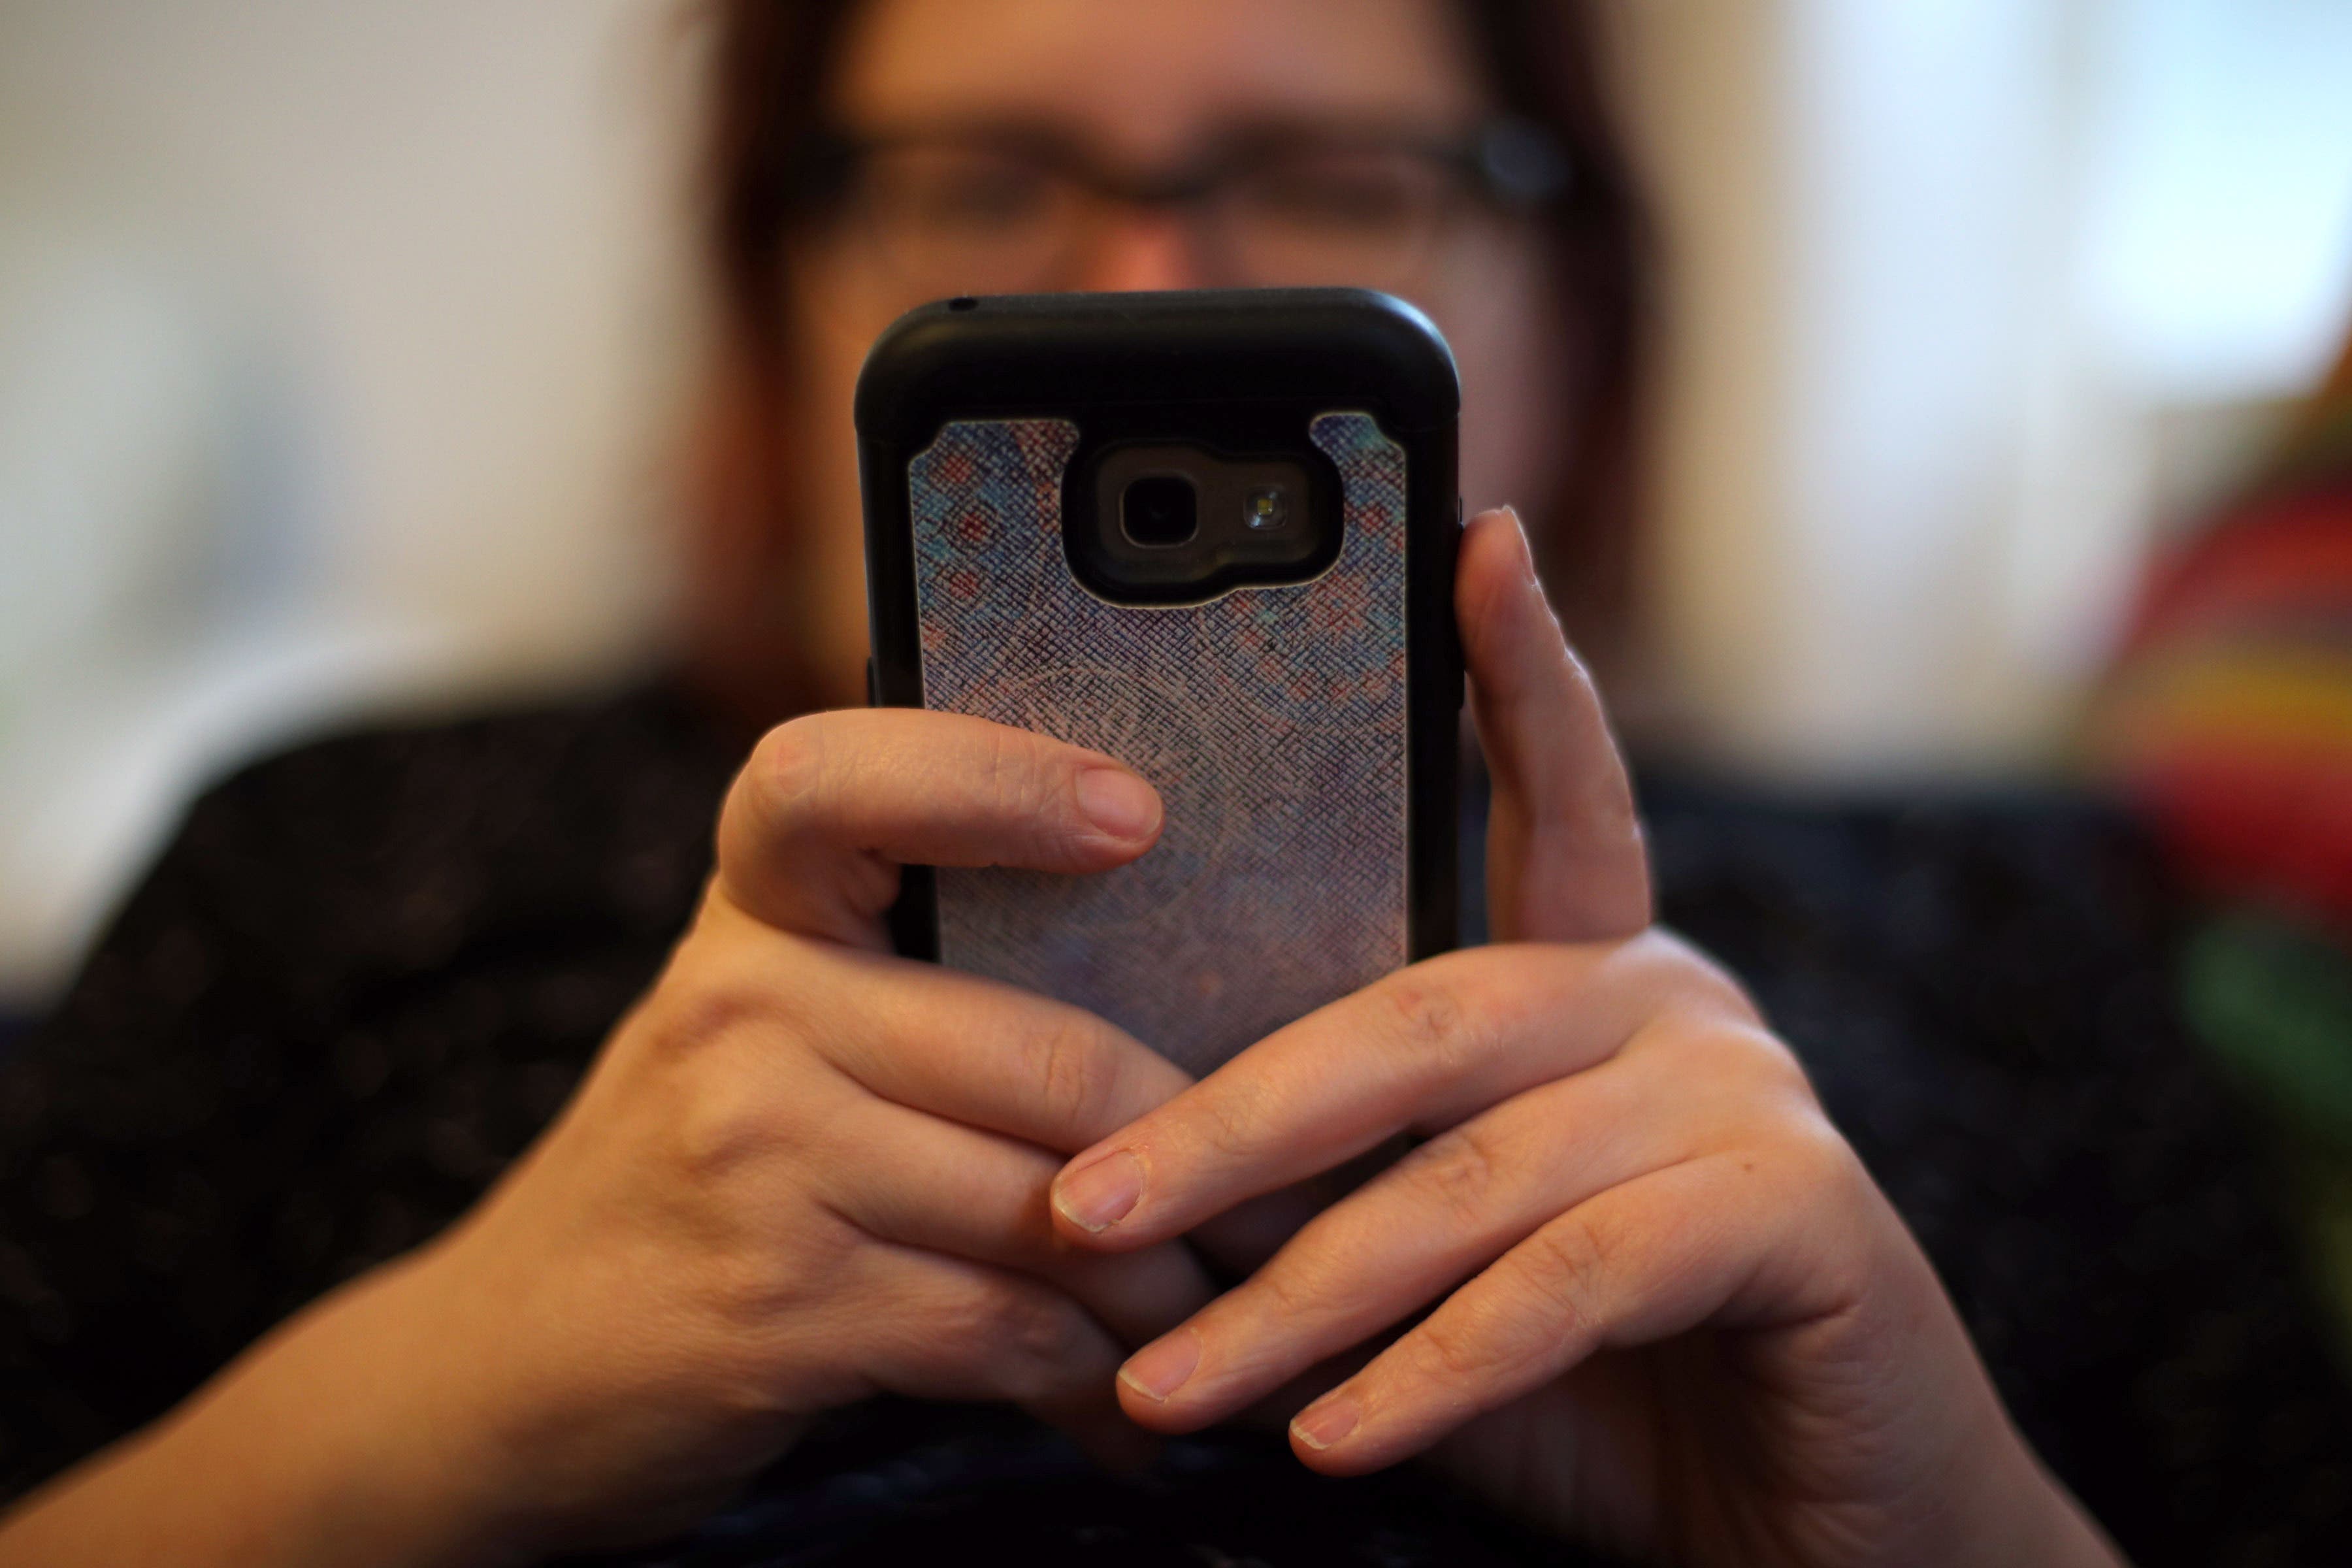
[[858, 288, 1460, 1073]]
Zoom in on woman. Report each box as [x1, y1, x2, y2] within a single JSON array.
[[0, 3, 2338, 1563]]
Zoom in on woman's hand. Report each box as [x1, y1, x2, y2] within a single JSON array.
[[1047, 510, 2124, 1568], [0, 710, 1215, 1568]]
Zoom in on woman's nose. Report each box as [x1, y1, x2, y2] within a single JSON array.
[[1075, 210, 1215, 293]]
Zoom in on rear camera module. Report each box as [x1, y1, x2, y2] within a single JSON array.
[[1122, 473, 1198, 547], [1075, 439, 1333, 604]]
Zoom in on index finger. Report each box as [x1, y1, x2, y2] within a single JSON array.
[[795, 934, 1198, 1154], [1046, 935, 1727, 1249], [715, 708, 1164, 949]]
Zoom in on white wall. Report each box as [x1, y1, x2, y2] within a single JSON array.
[[0, 1, 704, 1002], [1611, 0, 2352, 777]]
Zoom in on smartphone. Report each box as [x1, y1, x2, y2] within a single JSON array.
[[857, 287, 1461, 1076]]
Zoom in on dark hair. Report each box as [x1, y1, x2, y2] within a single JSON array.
[[686, 0, 1650, 716]]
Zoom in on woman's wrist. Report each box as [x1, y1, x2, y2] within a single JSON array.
[[226, 1241, 555, 1568], [0, 1246, 540, 1568]]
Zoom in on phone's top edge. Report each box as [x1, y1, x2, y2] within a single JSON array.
[[851, 287, 1461, 440]]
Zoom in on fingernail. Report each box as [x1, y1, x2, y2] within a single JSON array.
[[1075, 768, 1160, 843], [1291, 1394, 1360, 1451], [1053, 1149, 1143, 1233], [1118, 1329, 1200, 1402]]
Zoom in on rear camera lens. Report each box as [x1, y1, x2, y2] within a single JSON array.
[[1121, 474, 1198, 547]]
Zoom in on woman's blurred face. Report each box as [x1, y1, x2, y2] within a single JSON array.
[[781, 0, 1563, 708]]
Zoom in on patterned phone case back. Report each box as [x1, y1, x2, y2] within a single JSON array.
[[909, 412, 1408, 1075]]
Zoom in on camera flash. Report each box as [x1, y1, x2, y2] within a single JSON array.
[[1245, 487, 1289, 530]]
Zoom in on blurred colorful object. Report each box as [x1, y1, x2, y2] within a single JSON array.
[[2097, 333, 2352, 930]]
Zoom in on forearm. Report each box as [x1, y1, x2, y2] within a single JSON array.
[[0, 1252, 529, 1568]]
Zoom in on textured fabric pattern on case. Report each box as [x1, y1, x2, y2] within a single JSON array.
[[909, 413, 1410, 1075]]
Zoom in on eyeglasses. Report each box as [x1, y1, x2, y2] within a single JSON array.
[[787, 118, 1570, 306]]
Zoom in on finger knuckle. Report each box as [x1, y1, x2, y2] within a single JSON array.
[[1518, 1206, 1617, 1328], [1403, 1122, 1511, 1229], [975, 724, 1065, 836], [1729, 1024, 1818, 1103], [1774, 1115, 1869, 1209], [1409, 1213, 1618, 1388], [1250, 1257, 1326, 1326], [1379, 973, 1486, 1079], [972, 723, 1023, 808], [1020, 1010, 1117, 1138], [1384, 975, 1462, 1051], [669, 1064, 799, 1188], [640, 972, 773, 1064], [1415, 1305, 1515, 1384], [702, 1226, 838, 1330], [632, 989, 814, 1175], [1632, 929, 1764, 1024], [1641, 1010, 1791, 1096], [967, 1288, 1094, 1400]]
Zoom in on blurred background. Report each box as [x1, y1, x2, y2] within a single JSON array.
[[3, 0, 2350, 1018]]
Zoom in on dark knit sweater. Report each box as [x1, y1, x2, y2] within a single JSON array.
[[3, 682, 2345, 1565]]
